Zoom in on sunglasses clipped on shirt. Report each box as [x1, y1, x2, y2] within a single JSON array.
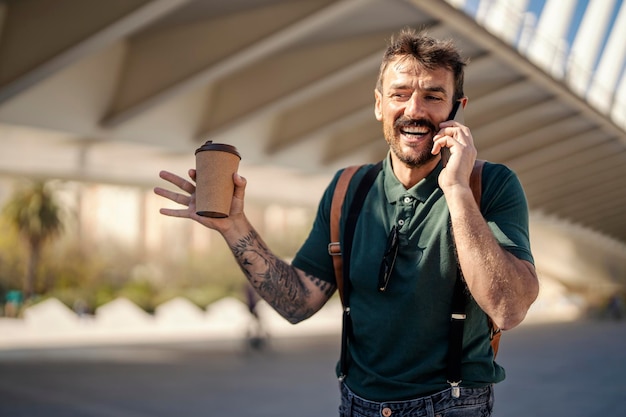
[[378, 225, 399, 292]]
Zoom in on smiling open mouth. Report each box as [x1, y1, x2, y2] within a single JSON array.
[[395, 118, 436, 138], [399, 126, 430, 137]]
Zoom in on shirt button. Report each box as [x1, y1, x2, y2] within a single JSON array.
[[382, 407, 393, 417], [403, 196, 412, 204]]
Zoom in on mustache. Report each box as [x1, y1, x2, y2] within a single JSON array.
[[394, 117, 436, 132]]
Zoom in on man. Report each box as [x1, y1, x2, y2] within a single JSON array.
[[154, 28, 539, 416]]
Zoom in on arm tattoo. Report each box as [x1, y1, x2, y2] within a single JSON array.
[[309, 275, 336, 298], [230, 230, 330, 323]]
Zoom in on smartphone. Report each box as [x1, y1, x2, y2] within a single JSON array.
[[447, 100, 464, 124], [441, 100, 464, 167]]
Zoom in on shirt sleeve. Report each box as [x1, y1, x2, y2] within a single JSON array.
[[481, 162, 535, 265]]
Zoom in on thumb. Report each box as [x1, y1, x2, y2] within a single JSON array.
[[233, 173, 247, 199]]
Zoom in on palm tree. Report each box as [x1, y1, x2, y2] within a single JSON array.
[[2, 181, 63, 300]]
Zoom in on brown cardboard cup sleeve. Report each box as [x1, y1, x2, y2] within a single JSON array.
[[194, 141, 241, 218]]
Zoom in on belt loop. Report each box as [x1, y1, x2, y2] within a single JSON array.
[[425, 397, 435, 417]]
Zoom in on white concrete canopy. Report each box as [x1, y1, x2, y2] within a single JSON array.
[[0, 0, 624, 243]]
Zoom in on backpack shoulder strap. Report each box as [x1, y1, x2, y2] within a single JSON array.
[[334, 161, 382, 379], [470, 159, 485, 206], [329, 165, 361, 305], [329, 162, 382, 305], [469, 160, 502, 354], [448, 159, 492, 393]]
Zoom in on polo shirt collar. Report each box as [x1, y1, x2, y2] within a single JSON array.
[[382, 153, 443, 204]]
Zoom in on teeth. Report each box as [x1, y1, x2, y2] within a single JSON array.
[[401, 128, 428, 135]]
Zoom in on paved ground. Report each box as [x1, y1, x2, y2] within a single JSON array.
[[0, 319, 624, 417]]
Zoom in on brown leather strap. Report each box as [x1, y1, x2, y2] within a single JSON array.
[[469, 159, 501, 356], [330, 165, 361, 305], [490, 325, 502, 357], [470, 159, 485, 207]]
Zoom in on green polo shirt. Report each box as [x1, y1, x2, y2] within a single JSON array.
[[292, 155, 534, 401]]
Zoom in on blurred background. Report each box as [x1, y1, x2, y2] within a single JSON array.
[[0, 0, 625, 415]]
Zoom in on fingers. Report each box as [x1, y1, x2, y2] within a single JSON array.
[[434, 124, 469, 145], [159, 170, 196, 194], [154, 170, 196, 217], [158, 207, 191, 218], [153, 186, 191, 207], [433, 121, 475, 154], [431, 129, 456, 157]]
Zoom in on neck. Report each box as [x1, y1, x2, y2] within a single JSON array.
[[390, 154, 440, 189]]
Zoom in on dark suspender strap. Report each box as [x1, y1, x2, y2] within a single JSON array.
[[339, 160, 383, 380], [447, 272, 467, 384]]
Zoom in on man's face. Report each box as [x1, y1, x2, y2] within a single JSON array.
[[375, 57, 456, 168]]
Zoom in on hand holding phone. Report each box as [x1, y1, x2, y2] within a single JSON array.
[[440, 100, 464, 167]]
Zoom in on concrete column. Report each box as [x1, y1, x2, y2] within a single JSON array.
[[567, 0, 617, 97], [526, 0, 577, 78], [517, 12, 537, 53], [588, 1, 626, 113], [477, 0, 529, 45]]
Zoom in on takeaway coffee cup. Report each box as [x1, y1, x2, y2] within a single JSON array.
[[194, 140, 241, 218]]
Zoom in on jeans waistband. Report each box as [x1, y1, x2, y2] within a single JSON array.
[[340, 382, 493, 417]]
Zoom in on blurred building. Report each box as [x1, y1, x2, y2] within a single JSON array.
[[0, 0, 625, 313]]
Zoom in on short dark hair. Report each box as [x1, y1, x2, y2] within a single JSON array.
[[376, 28, 468, 101]]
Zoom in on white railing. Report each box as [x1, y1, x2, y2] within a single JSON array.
[[448, 0, 626, 131]]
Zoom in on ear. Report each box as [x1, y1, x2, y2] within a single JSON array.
[[374, 89, 383, 121], [460, 96, 468, 109]]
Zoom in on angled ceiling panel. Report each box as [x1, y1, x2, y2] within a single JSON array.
[[0, 0, 624, 243]]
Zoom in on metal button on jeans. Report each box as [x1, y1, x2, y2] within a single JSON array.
[[381, 407, 392, 417]]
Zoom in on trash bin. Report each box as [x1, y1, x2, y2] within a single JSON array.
[[4, 290, 23, 318]]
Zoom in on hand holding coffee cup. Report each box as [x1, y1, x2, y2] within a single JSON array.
[[194, 140, 241, 218]]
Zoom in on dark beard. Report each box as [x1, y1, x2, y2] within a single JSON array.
[[388, 138, 437, 167], [385, 117, 438, 168]]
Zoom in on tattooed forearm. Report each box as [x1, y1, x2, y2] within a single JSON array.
[[230, 230, 272, 282], [310, 275, 335, 298], [258, 262, 313, 323], [230, 230, 328, 323]]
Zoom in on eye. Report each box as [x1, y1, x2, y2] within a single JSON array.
[[390, 92, 410, 101]]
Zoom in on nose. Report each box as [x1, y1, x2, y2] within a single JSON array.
[[404, 93, 426, 120]]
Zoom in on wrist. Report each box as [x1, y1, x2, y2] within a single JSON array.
[[443, 184, 476, 213], [220, 213, 252, 243]]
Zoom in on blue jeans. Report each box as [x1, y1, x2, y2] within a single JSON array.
[[339, 382, 494, 417]]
